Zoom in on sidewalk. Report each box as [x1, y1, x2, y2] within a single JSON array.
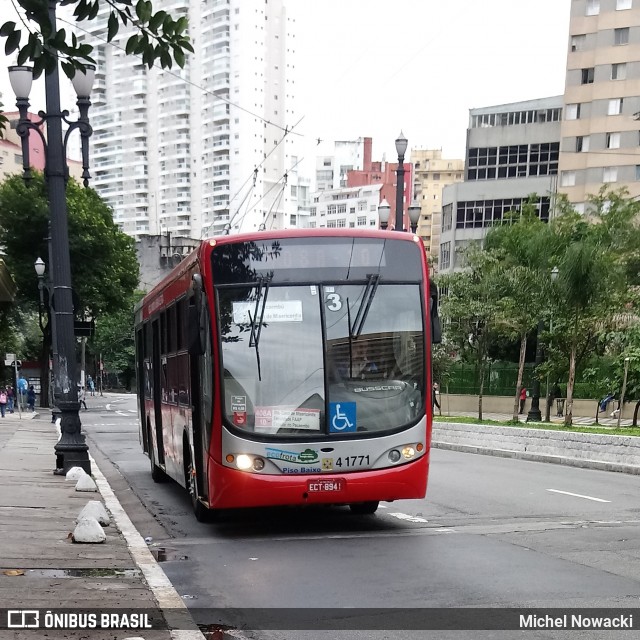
[[0, 412, 203, 639], [437, 410, 634, 428]]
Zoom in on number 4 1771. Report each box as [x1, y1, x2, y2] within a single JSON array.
[[335, 455, 369, 467]]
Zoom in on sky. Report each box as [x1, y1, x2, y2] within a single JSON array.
[[1, 0, 572, 168]]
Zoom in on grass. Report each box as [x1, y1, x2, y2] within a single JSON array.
[[433, 415, 640, 437]]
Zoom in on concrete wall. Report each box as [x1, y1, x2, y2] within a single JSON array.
[[439, 393, 635, 420], [432, 422, 640, 475]]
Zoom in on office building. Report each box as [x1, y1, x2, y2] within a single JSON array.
[[440, 97, 562, 273]]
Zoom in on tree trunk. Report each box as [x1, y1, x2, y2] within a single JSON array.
[[633, 400, 640, 427], [564, 343, 577, 426], [513, 334, 527, 421]]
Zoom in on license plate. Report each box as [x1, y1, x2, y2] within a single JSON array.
[[307, 478, 345, 492]]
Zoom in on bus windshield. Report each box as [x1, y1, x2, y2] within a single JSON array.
[[217, 280, 424, 438]]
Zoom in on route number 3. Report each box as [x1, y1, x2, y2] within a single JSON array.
[[325, 293, 342, 312]]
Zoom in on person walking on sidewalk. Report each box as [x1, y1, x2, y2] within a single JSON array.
[[519, 386, 527, 414], [78, 385, 88, 410], [27, 385, 36, 412], [0, 386, 6, 417], [6, 385, 14, 413]]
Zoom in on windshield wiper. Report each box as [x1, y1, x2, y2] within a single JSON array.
[[247, 275, 271, 381], [349, 273, 380, 339]]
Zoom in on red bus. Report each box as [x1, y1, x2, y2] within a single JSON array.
[[134, 229, 441, 521]]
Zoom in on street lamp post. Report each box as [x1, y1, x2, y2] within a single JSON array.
[[8, 3, 95, 475], [618, 357, 631, 428], [394, 132, 408, 231], [544, 266, 559, 422]]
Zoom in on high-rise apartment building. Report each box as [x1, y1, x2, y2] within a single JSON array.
[[80, 0, 302, 240], [315, 138, 369, 191], [559, 0, 640, 209], [411, 149, 464, 258]]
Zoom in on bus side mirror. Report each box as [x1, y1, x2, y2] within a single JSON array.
[[430, 279, 442, 344]]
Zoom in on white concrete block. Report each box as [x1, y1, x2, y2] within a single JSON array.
[[72, 517, 106, 543], [75, 474, 98, 492], [77, 500, 110, 526], [65, 466, 86, 482]]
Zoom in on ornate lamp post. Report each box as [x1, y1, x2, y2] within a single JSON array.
[[408, 202, 421, 234], [8, 4, 95, 474], [394, 132, 408, 231], [378, 199, 391, 230]]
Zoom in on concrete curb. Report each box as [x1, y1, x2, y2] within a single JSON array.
[[89, 453, 207, 640], [432, 422, 640, 475]]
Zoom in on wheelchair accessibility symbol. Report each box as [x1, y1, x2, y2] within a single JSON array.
[[329, 402, 356, 433]]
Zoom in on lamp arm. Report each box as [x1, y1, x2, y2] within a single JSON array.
[[14, 100, 47, 182], [62, 99, 93, 187]]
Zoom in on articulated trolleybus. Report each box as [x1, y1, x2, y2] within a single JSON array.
[[134, 229, 441, 521]]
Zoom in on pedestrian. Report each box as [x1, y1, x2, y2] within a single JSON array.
[[548, 381, 561, 414], [432, 382, 441, 414], [17, 375, 27, 410], [78, 385, 87, 410], [519, 386, 527, 414], [26, 385, 36, 412], [6, 385, 14, 413], [0, 386, 6, 417], [88, 375, 95, 396]]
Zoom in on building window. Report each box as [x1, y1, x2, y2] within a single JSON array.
[[611, 62, 627, 80], [561, 171, 576, 187], [571, 34, 586, 51], [581, 67, 595, 84], [603, 167, 618, 183], [608, 98, 623, 115], [566, 103, 581, 120], [606, 132, 621, 149], [614, 27, 630, 45], [440, 241, 451, 270], [586, 0, 600, 15], [576, 135, 590, 152], [357, 216, 366, 226], [327, 204, 337, 215], [455, 198, 550, 229], [336, 218, 346, 228], [432, 173, 440, 180], [310, 207, 316, 217], [617, 0, 632, 9], [290, 214, 297, 226], [442, 203, 453, 232]]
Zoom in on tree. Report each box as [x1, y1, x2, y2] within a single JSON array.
[[549, 191, 636, 426], [0, 172, 139, 402], [90, 291, 143, 390], [483, 200, 557, 420], [1, 0, 193, 80], [438, 245, 503, 420]]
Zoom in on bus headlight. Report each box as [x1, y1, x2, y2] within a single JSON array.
[[236, 454, 252, 470], [401, 446, 416, 459], [253, 457, 265, 471], [388, 449, 401, 463]]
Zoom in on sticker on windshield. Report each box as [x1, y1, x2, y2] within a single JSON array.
[[255, 407, 321, 432], [325, 293, 342, 312], [232, 300, 303, 324], [231, 395, 246, 412], [329, 402, 356, 433]]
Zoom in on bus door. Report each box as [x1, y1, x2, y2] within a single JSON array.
[[187, 287, 211, 500], [152, 318, 165, 465], [136, 327, 148, 452]]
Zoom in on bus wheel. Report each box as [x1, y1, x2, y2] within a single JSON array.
[[185, 457, 212, 522], [349, 501, 379, 515]]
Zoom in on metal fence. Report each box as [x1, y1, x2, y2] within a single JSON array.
[[443, 363, 537, 397]]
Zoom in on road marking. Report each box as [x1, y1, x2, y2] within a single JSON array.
[[547, 489, 610, 503], [388, 512, 429, 523]]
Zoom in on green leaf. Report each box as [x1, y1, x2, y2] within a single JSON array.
[[4, 29, 20, 56], [173, 46, 184, 68], [148, 10, 166, 34], [16, 44, 31, 65], [0, 21, 16, 37], [160, 49, 171, 69], [107, 12, 119, 41], [176, 16, 188, 35], [125, 34, 139, 55], [88, 1, 100, 21]]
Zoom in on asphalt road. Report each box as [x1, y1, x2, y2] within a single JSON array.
[[82, 393, 640, 640]]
